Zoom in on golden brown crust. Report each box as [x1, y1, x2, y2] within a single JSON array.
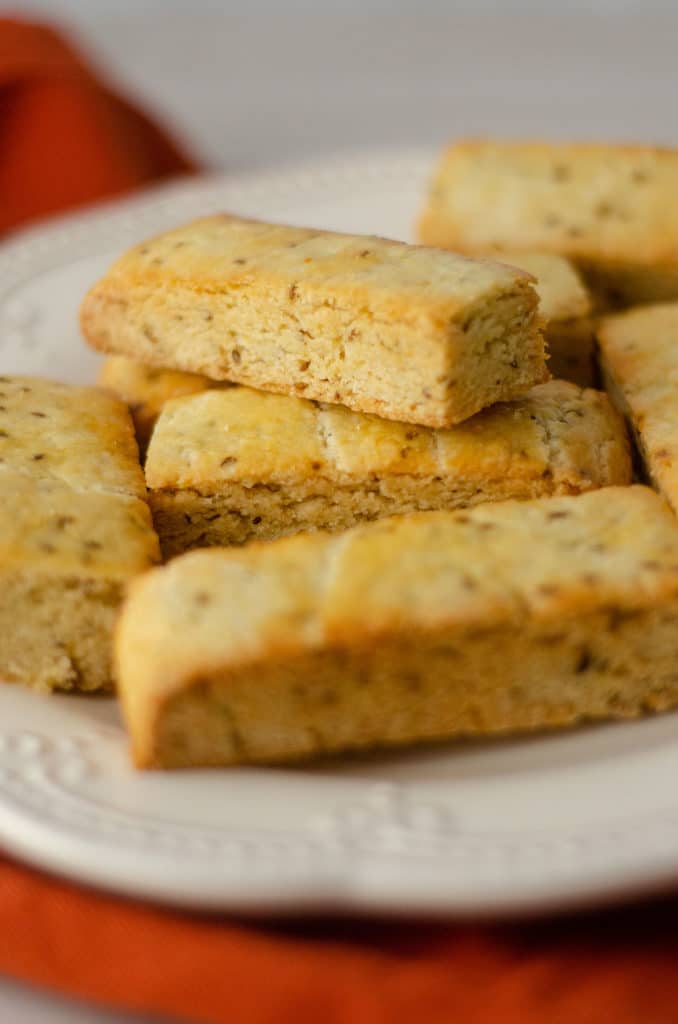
[[144, 380, 631, 555], [0, 375, 158, 576], [598, 303, 678, 511], [98, 357, 214, 455], [419, 140, 678, 305], [114, 487, 678, 766], [0, 471, 158, 578], [0, 374, 146, 497], [81, 214, 547, 427]]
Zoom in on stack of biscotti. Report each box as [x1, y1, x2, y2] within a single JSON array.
[[84, 215, 549, 425], [6, 145, 678, 776], [418, 139, 678, 495], [73, 208, 670, 772], [82, 214, 633, 558]]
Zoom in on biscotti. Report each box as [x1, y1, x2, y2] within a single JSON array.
[[598, 303, 678, 512], [80, 214, 547, 427], [495, 251, 595, 386], [115, 486, 678, 768], [145, 380, 631, 557], [419, 140, 678, 306], [98, 356, 214, 456], [0, 376, 160, 692]]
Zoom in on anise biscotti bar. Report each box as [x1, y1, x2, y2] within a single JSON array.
[[493, 251, 595, 386], [419, 140, 678, 306], [145, 380, 630, 556], [98, 356, 214, 456], [116, 486, 678, 768], [96, 247, 595, 447], [598, 302, 678, 512], [0, 376, 160, 692], [81, 215, 547, 428]]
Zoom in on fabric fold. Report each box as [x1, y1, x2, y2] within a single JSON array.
[[0, 16, 198, 236]]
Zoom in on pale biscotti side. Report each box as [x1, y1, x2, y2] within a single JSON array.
[[114, 486, 678, 769], [598, 303, 678, 512], [145, 380, 631, 556], [98, 357, 214, 455], [495, 251, 596, 386], [0, 376, 160, 692], [497, 251, 591, 322], [80, 214, 547, 428], [418, 140, 678, 306]]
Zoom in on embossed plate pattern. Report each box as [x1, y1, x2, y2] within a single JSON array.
[[1, 150, 678, 916]]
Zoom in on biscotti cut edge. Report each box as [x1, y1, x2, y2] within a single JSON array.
[[1, 570, 126, 693], [463, 250, 596, 386]]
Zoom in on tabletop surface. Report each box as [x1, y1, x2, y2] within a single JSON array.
[[4, 6, 678, 1022]]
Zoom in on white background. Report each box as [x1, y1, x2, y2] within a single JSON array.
[[10, 3, 678, 170], [3, 2, 678, 1021]]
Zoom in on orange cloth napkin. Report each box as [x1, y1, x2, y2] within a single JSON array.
[[1, 15, 677, 1024], [2, 854, 678, 1024], [0, 16, 197, 236]]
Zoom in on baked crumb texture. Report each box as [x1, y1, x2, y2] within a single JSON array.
[[489, 251, 595, 386], [598, 302, 678, 512], [114, 486, 678, 769], [419, 140, 678, 307], [98, 356, 214, 457], [81, 214, 547, 428], [144, 379, 631, 557], [0, 376, 160, 692]]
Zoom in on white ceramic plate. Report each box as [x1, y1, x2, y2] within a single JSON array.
[[1, 149, 678, 918]]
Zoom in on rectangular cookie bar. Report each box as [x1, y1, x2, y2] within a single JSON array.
[[418, 140, 678, 306], [0, 376, 160, 692], [80, 214, 547, 428], [98, 249, 595, 450], [116, 486, 678, 768], [145, 379, 631, 557], [495, 251, 595, 387], [598, 303, 678, 512], [98, 356, 214, 456]]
